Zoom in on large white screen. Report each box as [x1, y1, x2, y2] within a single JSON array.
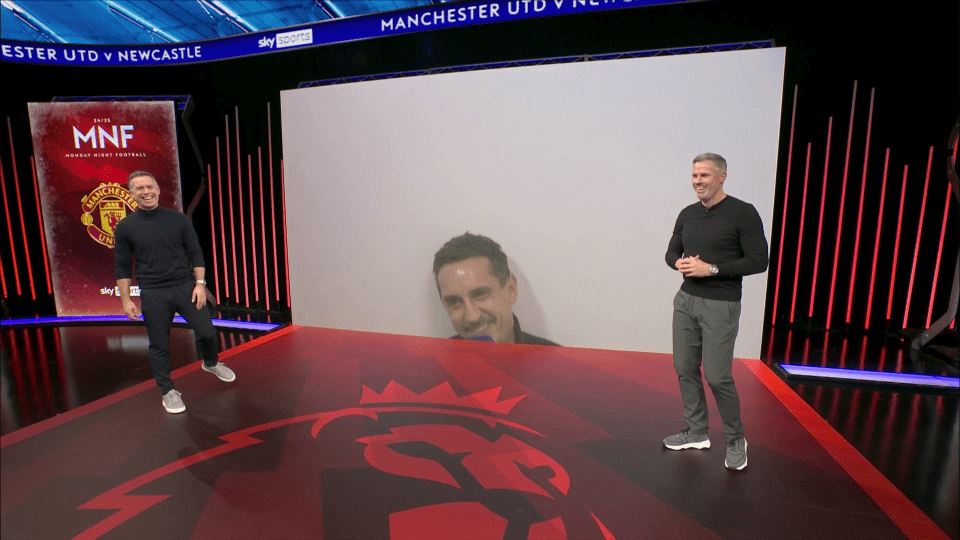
[[281, 47, 785, 357]]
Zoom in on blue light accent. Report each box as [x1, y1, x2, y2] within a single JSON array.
[[322, 0, 345, 18], [1, 316, 281, 332], [2, 0, 66, 43], [779, 364, 959, 389]]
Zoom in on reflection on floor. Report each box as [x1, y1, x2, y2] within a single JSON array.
[[762, 326, 958, 540], [0, 323, 957, 539]]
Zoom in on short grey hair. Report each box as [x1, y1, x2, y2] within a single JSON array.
[[127, 171, 158, 190], [692, 153, 727, 175]]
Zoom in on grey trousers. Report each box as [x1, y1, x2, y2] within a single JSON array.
[[672, 289, 743, 444]]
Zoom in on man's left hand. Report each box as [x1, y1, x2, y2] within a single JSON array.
[[676, 255, 713, 278], [192, 283, 206, 309]]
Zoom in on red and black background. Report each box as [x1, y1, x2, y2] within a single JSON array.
[[0, 1, 957, 539], [0, 0, 956, 333]]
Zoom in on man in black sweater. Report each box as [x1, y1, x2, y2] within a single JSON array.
[[662, 153, 768, 471], [114, 171, 235, 414]]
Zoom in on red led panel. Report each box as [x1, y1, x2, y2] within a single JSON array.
[[845, 88, 875, 323]]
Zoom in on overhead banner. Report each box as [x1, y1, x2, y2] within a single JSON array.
[[1, 0, 686, 67], [28, 101, 182, 316]]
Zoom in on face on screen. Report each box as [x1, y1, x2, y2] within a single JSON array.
[[129, 175, 160, 211], [437, 256, 518, 343], [691, 160, 726, 207]]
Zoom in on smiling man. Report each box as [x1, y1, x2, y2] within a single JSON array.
[[433, 232, 557, 346], [662, 153, 768, 471], [114, 171, 235, 414]]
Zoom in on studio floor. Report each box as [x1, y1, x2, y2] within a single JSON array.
[[1, 323, 957, 540]]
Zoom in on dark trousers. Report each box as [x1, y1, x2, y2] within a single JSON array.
[[672, 289, 744, 444], [140, 281, 218, 395]]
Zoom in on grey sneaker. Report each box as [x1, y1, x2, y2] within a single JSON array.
[[162, 389, 186, 414], [202, 362, 236, 382], [663, 429, 711, 450], [725, 438, 748, 470]]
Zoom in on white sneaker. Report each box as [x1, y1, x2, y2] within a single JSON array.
[[162, 389, 186, 413], [663, 429, 711, 450], [201, 362, 236, 382]]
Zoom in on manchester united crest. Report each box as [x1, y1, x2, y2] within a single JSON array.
[[80, 183, 137, 248]]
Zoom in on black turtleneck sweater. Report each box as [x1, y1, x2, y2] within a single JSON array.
[[664, 195, 769, 302], [114, 207, 204, 289]]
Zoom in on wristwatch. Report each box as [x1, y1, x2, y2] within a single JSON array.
[[196, 279, 206, 285], [709, 265, 719, 276]]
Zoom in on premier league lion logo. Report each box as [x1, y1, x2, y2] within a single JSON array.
[[75, 382, 616, 539]]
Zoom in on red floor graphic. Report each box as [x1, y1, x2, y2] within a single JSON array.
[[1, 326, 949, 540]]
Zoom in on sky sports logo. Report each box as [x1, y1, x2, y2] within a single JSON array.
[[258, 28, 313, 50]]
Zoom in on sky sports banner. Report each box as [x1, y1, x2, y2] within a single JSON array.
[[28, 101, 183, 316], [1, 0, 684, 67]]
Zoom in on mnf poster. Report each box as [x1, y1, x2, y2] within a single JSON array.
[[28, 101, 182, 316]]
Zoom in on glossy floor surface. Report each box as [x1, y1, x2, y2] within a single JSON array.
[[1, 323, 957, 539]]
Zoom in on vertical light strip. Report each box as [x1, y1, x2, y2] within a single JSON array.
[[267, 103, 280, 308], [790, 144, 812, 323], [857, 333, 868, 370], [764, 325, 776, 360], [0, 238, 7, 298], [826, 81, 859, 329], [900, 395, 923, 485], [926, 184, 953, 327], [0, 149, 19, 296], [281, 160, 291, 308], [886, 166, 909, 321], [235, 107, 249, 308], [206, 164, 221, 300], [9, 117, 37, 301], [801, 335, 810, 367], [247, 154, 259, 305], [29, 157, 52, 293], [952, 137, 958, 331], [827, 384, 842, 426], [863, 389, 881, 455], [844, 387, 862, 440], [224, 118, 240, 302], [215, 139, 230, 303], [258, 147, 270, 312], [772, 86, 798, 324], [820, 333, 830, 368], [812, 382, 825, 416], [902, 147, 934, 328], [33, 327, 55, 415], [6, 332, 29, 419], [51, 326, 69, 409], [865, 149, 891, 329], [22, 328, 41, 415], [845, 88, 875, 323], [838, 335, 849, 369], [809, 117, 834, 318], [784, 330, 794, 368], [878, 391, 899, 468]]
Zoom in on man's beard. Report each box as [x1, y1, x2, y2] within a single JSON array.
[[462, 316, 496, 335]]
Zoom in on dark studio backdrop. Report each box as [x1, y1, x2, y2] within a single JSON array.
[[1, 0, 957, 344]]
